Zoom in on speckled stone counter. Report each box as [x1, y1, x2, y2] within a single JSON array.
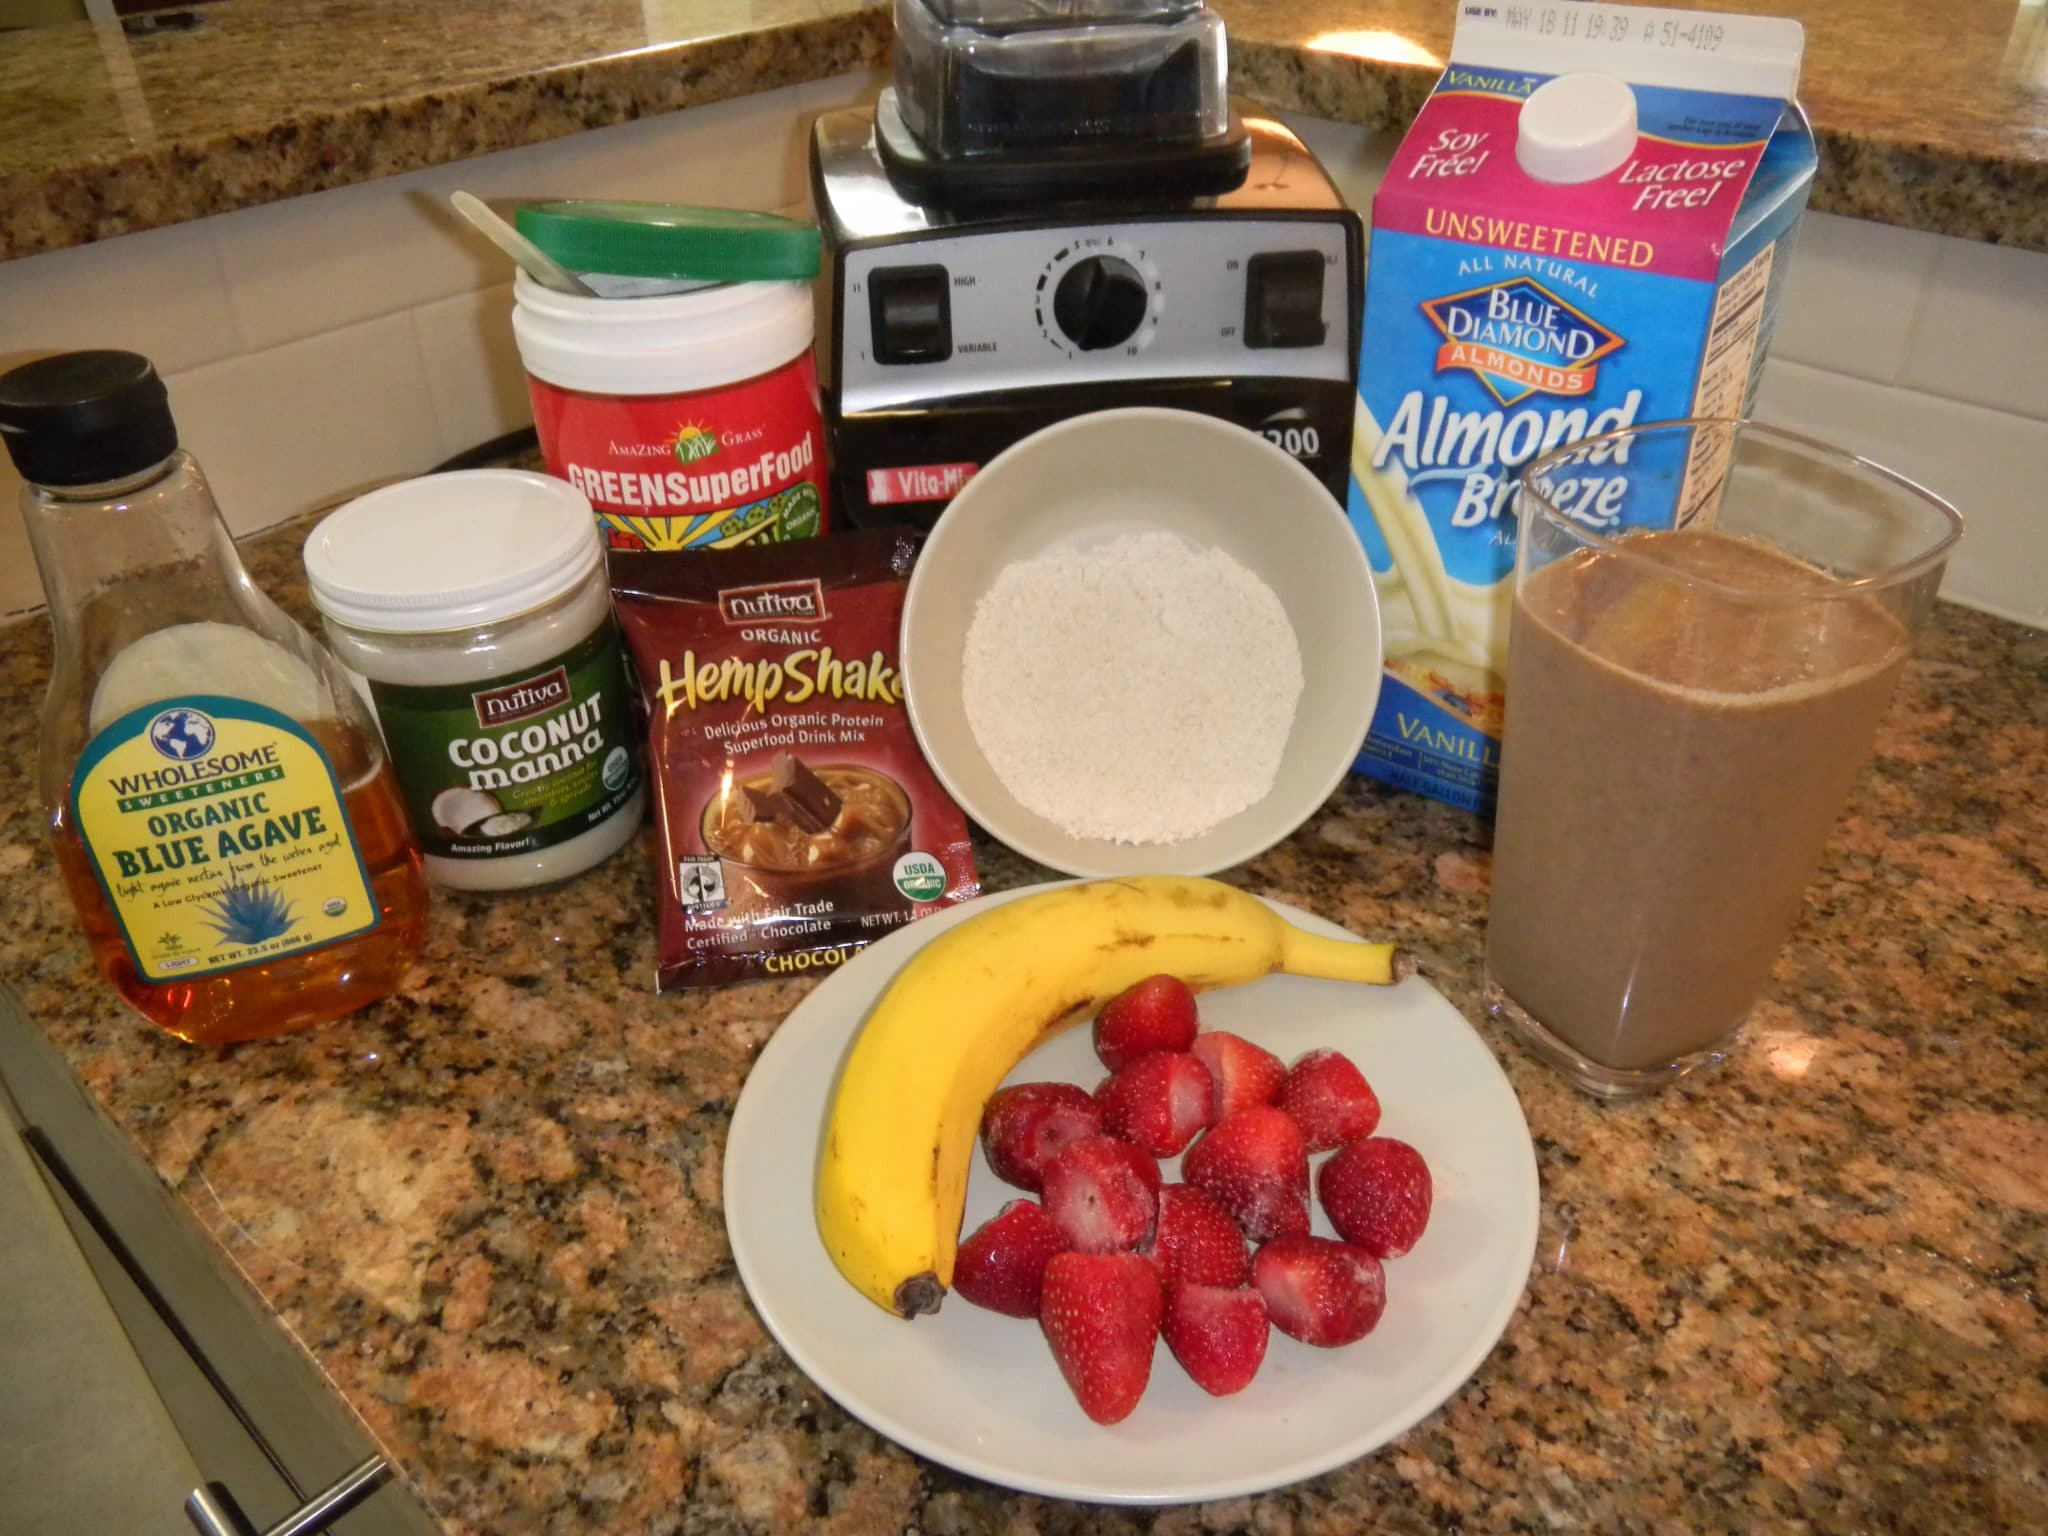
[[1, 506, 2043, 1535], [3, 0, 2046, 259]]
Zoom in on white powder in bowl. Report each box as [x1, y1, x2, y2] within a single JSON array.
[[961, 530, 1304, 845]]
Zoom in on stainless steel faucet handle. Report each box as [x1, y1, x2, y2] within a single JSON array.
[[186, 1454, 391, 1536]]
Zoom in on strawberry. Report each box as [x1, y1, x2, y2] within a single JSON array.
[[1093, 975, 1199, 1071], [1041, 1135, 1162, 1253], [1252, 1234, 1387, 1347], [1142, 1183, 1250, 1288], [1096, 1051, 1213, 1157], [1189, 1031, 1287, 1124], [953, 1199, 1069, 1318], [981, 1081, 1104, 1192], [1318, 1136, 1433, 1259], [1182, 1105, 1310, 1243], [1038, 1251, 1164, 1424], [1162, 1281, 1270, 1396], [1277, 1048, 1382, 1153]]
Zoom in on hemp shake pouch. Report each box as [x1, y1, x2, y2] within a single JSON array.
[[612, 529, 979, 989]]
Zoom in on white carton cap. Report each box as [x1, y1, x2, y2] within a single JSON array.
[[1516, 73, 1639, 184]]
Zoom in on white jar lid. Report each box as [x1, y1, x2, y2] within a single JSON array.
[[304, 469, 602, 633], [1516, 72, 1638, 184]]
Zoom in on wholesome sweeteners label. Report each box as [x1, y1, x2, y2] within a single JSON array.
[[69, 697, 380, 981]]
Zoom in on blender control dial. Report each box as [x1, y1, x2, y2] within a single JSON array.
[[1037, 242, 1160, 357]]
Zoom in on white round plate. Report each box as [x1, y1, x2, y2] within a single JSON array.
[[724, 885, 1540, 1504]]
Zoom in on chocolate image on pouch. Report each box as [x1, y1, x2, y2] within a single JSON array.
[[612, 528, 979, 990], [770, 751, 842, 832]]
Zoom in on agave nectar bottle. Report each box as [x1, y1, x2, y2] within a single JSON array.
[[1, 351, 430, 1044]]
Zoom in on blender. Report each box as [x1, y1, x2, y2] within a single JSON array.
[[810, 0, 1364, 526]]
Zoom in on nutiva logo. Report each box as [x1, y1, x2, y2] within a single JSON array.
[[473, 667, 571, 727], [1421, 277, 1622, 405], [719, 579, 826, 626]]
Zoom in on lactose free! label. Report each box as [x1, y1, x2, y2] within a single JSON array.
[[69, 697, 379, 982]]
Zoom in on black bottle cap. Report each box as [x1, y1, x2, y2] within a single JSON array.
[[0, 350, 179, 487]]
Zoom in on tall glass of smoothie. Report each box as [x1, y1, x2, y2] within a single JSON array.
[[1486, 420, 1963, 1098]]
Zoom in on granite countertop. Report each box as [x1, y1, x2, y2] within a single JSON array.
[[3, 0, 2047, 261], [1, 507, 2044, 1535]]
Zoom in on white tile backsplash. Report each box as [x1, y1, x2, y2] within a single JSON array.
[[211, 174, 502, 353], [412, 283, 530, 460], [1755, 358, 2048, 626], [0, 218, 242, 375], [3, 91, 2045, 630], [163, 312, 442, 539], [1902, 238, 2048, 420], [1769, 211, 1943, 384]]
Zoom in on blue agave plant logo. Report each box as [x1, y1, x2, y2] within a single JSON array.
[[200, 874, 299, 947]]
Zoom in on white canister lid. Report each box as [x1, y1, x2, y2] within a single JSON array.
[[304, 469, 602, 633], [1516, 72, 1638, 184]]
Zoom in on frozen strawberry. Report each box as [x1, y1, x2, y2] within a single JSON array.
[[981, 1082, 1104, 1192], [1162, 1281, 1270, 1396], [1253, 1234, 1387, 1347], [1142, 1183, 1250, 1288], [1093, 975, 1199, 1071], [953, 1199, 1069, 1318], [1182, 1105, 1310, 1243], [1277, 1048, 1382, 1153], [1038, 1251, 1164, 1425], [1189, 1031, 1287, 1125], [1318, 1136, 1433, 1258], [1041, 1135, 1162, 1253], [1096, 1051, 1214, 1157]]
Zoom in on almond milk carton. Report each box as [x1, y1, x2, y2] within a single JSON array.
[[1348, 2, 1815, 815]]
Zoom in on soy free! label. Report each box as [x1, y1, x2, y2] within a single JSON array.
[[70, 697, 379, 982]]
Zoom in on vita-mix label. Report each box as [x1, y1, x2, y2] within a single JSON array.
[[70, 698, 380, 982], [528, 353, 830, 553], [368, 624, 642, 861]]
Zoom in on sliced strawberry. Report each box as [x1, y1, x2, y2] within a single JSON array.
[[1277, 1048, 1382, 1153], [1142, 1183, 1250, 1288], [1093, 975, 1199, 1071], [1182, 1105, 1310, 1243], [1162, 1281, 1270, 1396], [953, 1199, 1069, 1318], [1318, 1136, 1433, 1259], [1096, 1051, 1214, 1157], [981, 1081, 1104, 1192], [1039, 1251, 1164, 1424], [1189, 1031, 1287, 1125], [1041, 1135, 1162, 1254], [1253, 1234, 1386, 1347]]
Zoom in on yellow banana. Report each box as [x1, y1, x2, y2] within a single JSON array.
[[815, 875, 1406, 1318]]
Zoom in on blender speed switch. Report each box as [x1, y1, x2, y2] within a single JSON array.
[[1244, 251, 1328, 348], [869, 264, 953, 364]]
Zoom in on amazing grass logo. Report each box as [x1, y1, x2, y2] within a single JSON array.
[[672, 421, 721, 465], [1422, 277, 1622, 405]]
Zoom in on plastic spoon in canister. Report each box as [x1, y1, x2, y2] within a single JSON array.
[[450, 192, 599, 297]]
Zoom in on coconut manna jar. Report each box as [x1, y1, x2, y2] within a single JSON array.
[[304, 470, 645, 892]]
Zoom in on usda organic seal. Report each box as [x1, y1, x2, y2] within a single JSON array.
[[893, 852, 948, 902]]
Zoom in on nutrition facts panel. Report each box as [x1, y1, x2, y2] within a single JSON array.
[[1451, 3, 1805, 96]]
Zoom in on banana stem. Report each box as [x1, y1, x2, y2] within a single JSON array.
[[1278, 928, 1409, 986]]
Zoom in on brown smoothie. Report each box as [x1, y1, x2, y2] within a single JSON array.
[[1486, 527, 1909, 1070]]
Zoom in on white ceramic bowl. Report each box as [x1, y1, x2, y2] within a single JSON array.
[[901, 407, 1382, 876]]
